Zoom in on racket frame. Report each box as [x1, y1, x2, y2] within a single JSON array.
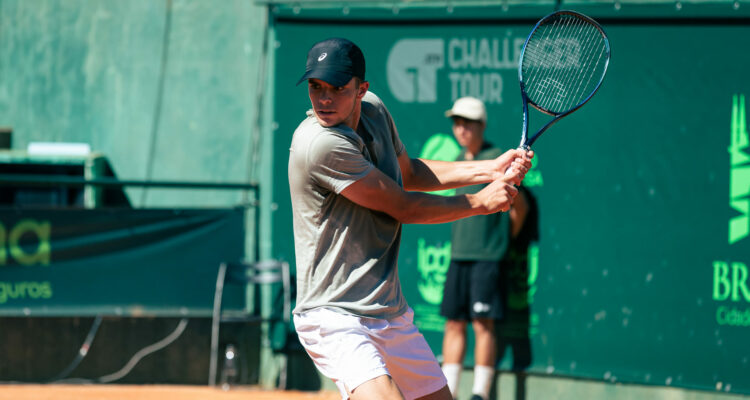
[[517, 10, 611, 149]]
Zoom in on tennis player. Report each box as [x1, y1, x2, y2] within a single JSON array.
[[288, 37, 533, 400]]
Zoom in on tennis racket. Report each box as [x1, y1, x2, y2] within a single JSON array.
[[514, 10, 610, 153]]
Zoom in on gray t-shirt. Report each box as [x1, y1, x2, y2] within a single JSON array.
[[288, 91, 409, 319]]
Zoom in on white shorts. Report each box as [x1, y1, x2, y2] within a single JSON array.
[[293, 307, 447, 400]]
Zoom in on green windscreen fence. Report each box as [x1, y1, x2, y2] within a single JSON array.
[[0, 208, 245, 317], [269, 5, 750, 395]]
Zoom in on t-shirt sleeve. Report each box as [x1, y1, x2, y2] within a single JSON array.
[[307, 132, 374, 194]]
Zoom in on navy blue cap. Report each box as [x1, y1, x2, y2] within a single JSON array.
[[296, 38, 366, 87]]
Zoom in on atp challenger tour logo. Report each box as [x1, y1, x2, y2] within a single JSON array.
[[712, 94, 750, 327], [527, 39, 583, 69], [387, 36, 527, 104]]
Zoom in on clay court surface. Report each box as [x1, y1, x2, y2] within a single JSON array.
[[0, 385, 340, 400]]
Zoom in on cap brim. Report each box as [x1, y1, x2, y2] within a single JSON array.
[[445, 110, 485, 123], [296, 69, 353, 87]]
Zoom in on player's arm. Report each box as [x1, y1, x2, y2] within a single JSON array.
[[340, 166, 519, 224], [398, 148, 533, 192]]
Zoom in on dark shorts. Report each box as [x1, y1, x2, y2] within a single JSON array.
[[440, 260, 503, 320]]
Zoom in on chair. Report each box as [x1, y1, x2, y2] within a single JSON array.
[[208, 259, 291, 387]]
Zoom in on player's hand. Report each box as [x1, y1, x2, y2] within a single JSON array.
[[494, 149, 534, 184], [475, 177, 519, 213]]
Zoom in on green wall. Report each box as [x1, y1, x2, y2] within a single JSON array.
[[269, 1, 750, 395], [0, 0, 269, 209]]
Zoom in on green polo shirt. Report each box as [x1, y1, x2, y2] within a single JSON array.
[[451, 142, 510, 261]]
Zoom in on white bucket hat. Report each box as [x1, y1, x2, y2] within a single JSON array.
[[445, 96, 487, 123]]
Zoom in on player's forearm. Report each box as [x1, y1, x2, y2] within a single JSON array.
[[391, 191, 488, 224], [403, 158, 499, 192]]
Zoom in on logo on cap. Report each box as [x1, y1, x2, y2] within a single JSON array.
[[318, 53, 328, 62]]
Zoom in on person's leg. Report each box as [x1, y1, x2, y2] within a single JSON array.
[[294, 308, 398, 400], [471, 318, 496, 400], [415, 384, 453, 400], [440, 261, 469, 399], [374, 308, 447, 399], [442, 319, 467, 364], [472, 318, 496, 366], [441, 319, 466, 398], [348, 374, 405, 400], [467, 259, 503, 400]]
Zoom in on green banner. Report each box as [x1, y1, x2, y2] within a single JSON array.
[[271, 15, 750, 394], [0, 208, 245, 316]]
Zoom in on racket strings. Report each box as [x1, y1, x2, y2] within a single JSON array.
[[523, 18, 572, 107], [569, 19, 607, 108], [523, 22, 564, 109], [537, 18, 582, 111], [544, 21, 603, 110], [527, 16, 599, 109], [522, 13, 608, 114], [528, 17, 600, 111], [523, 22, 564, 105]]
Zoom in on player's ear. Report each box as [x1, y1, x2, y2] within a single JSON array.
[[357, 80, 369, 98]]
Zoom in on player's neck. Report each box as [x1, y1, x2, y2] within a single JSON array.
[[344, 101, 362, 131]]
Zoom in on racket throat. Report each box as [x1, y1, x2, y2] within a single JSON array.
[[519, 97, 530, 148]]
